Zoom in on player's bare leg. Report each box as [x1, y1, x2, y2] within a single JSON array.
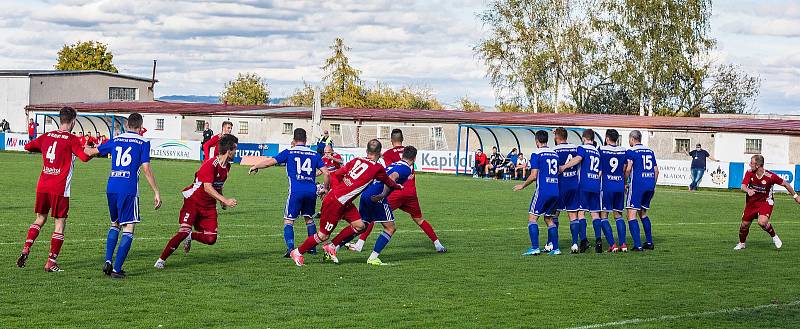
[[757, 214, 781, 249], [410, 216, 446, 253], [18, 213, 47, 268], [155, 224, 192, 269], [44, 217, 66, 272], [639, 209, 654, 250], [367, 221, 396, 265]]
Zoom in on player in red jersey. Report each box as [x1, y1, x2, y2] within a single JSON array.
[[348, 129, 447, 253], [16, 107, 96, 272], [154, 134, 239, 269], [734, 155, 800, 250], [322, 145, 343, 171], [202, 121, 233, 160], [288, 139, 403, 266]]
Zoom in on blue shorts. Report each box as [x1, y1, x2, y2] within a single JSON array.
[[359, 197, 394, 223], [601, 190, 625, 212], [626, 187, 655, 210], [557, 187, 580, 212], [579, 190, 601, 212], [284, 190, 317, 220], [529, 191, 558, 217], [107, 193, 139, 225]]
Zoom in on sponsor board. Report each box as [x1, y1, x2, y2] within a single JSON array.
[[312, 147, 474, 174], [149, 139, 201, 160], [4, 132, 30, 151], [657, 159, 731, 189], [234, 143, 278, 163], [764, 164, 795, 193]]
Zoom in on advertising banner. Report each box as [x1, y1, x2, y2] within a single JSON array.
[[149, 139, 201, 161], [234, 143, 278, 163], [656, 159, 731, 189], [4, 132, 30, 151]]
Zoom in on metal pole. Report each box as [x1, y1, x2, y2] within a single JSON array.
[[455, 123, 462, 176], [464, 125, 471, 175]]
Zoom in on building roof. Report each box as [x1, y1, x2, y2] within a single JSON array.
[[25, 101, 800, 136], [0, 70, 157, 83]]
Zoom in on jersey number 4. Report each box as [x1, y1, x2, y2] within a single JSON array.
[[45, 142, 57, 163]]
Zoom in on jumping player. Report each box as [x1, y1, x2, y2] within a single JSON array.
[[625, 130, 658, 251], [288, 139, 403, 267], [98, 113, 161, 279], [552, 127, 587, 253], [513, 130, 561, 256], [155, 135, 239, 268], [248, 128, 329, 257], [735, 154, 800, 250], [202, 121, 233, 160], [598, 129, 627, 252], [16, 106, 95, 272]]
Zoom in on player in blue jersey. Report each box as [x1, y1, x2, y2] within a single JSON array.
[[513, 130, 561, 256], [551, 127, 588, 253], [98, 113, 161, 279], [249, 128, 330, 257], [625, 130, 659, 251], [560, 129, 612, 253], [598, 129, 626, 252]]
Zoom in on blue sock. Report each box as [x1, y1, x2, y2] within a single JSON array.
[[628, 219, 642, 248], [579, 218, 587, 241], [283, 224, 294, 250], [548, 225, 559, 250], [592, 218, 602, 239], [528, 222, 539, 249], [553, 217, 560, 228], [615, 217, 627, 245], [113, 232, 133, 273], [306, 222, 317, 252], [105, 226, 120, 263], [569, 220, 580, 245], [373, 231, 393, 254], [641, 216, 653, 244], [601, 218, 615, 246]]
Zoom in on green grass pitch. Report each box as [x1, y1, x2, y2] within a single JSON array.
[[1, 151, 799, 328]]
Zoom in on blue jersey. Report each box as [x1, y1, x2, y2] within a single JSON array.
[[576, 144, 601, 193], [553, 143, 579, 190], [362, 160, 413, 198], [529, 147, 559, 196], [274, 145, 324, 194], [626, 144, 658, 190], [599, 145, 626, 193], [98, 132, 151, 196]]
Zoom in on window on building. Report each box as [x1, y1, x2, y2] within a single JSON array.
[[377, 125, 391, 139], [431, 127, 444, 140], [745, 139, 762, 154], [330, 124, 341, 136], [195, 120, 205, 132], [156, 119, 164, 131], [109, 87, 137, 101], [239, 121, 248, 134], [674, 138, 690, 153], [283, 122, 293, 134]]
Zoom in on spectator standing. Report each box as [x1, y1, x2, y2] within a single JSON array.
[[27, 119, 39, 140], [1, 119, 9, 132], [201, 122, 213, 160], [688, 143, 716, 191], [316, 129, 334, 154], [474, 149, 488, 178]]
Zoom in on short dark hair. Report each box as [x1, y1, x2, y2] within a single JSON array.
[[59, 106, 76, 124], [554, 127, 568, 141], [127, 113, 143, 129], [293, 128, 307, 143], [222, 121, 233, 128], [390, 129, 403, 143], [367, 139, 382, 155], [402, 146, 417, 161], [218, 134, 239, 153], [582, 129, 595, 141], [535, 130, 548, 144], [605, 129, 619, 143]]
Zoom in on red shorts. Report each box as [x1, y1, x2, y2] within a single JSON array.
[[319, 194, 360, 236], [742, 202, 773, 222], [388, 189, 423, 219], [34, 192, 70, 218], [179, 201, 218, 234]]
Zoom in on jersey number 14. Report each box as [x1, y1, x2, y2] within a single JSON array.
[[294, 158, 313, 175]]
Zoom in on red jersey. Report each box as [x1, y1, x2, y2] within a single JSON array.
[[203, 135, 221, 159], [383, 145, 416, 192], [24, 130, 91, 197], [323, 153, 343, 171], [79, 136, 87, 147], [743, 170, 784, 206], [330, 157, 402, 205], [140, 127, 147, 136], [86, 136, 98, 147], [182, 157, 230, 208], [475, 153, 488, 165], [28, 122, 38, 136]]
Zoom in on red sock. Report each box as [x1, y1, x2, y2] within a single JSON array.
[[159, 229, 190, 260], [418, 220, 439, 242], [332, 226, 357, 247], [298, 234, 322, 254], [739, 222, 751, 243], [761, 223, 776, 237], [48, 232, 64, 264], [358, 222, 375, 241], [192, 232, 217, 245], [23, 224, 41, 253]]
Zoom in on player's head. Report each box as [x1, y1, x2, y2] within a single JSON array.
[[476, 148, 482, 154], [126, 113, 144, 132], [29, 118, 33, 123], [59, 106, 77, 130], [324, 129, 329, 136], [581, 129, 595, 144], [204, 121, 210, 129], [293, 128, 307, 144], [492, 146, 497, 153], [366, 138, 382, 158], [221, 121, 233, 134], [390, 128, 403, 144], [510, 147, 517, 154], [605, 129, 619, 145], [78, 131, 84, 136], [553, 127, 568, 143], [324, 144, 334, 154], [535, 130, 548, 147], [696, 143, 702, 150], [218, 134, 238, 160], [629, 130, 642, 146], [749, 154, 764, 171], [402, 145, 418, 165]]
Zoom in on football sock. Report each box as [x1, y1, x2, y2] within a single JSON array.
[[191, 232, 217, 245], [569, 220, 580, 245], [578, 218, 587, 241], [298, 234, 323, 254], [418, 220, 440, 242], [105, 226, 120, 263], [113, 232, 133, 273], [332, 226, 357, 247], [283, 224, 295, 250], [353, 239, 366, 250], [760, 223, 776, 237], [159, 228, 190, 261], [641, 216, 653, 244], [48, 232, 64, 264], [628, 219, 641, 248], [553, 217, 560, 228], [739, 222, 751, 243], [22, 223, 41, 253], [601, 218, 615, 246], [615, 217, 627, 245], [359, 222, 376, 241], [370, 231, 393, 260], [433, 239, 445, 250], [306, 222, 318, 253], [528, 222, 539, 249], [592, 218, 602, 239], [547, 224, 559, 250]]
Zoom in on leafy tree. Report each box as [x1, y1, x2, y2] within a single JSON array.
[[321, 38, 365, 107], [55, 41, 118, 72], [458, 97, 483, 112], [285, 81, 315, 107], [363, 83, 443, 110], [705, 64, 760, 114], [220, 73, 270, 105]]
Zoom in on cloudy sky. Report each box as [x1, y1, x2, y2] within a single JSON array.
[[0, 0, 797, 113]]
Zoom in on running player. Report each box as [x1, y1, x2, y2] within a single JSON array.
[[202, 121, 233, 160], [598, 129, 626, 252], [288, 139, 403, 267], [625, 130, 658, 251], [248, 128, 329, 257], [513, 130, 561, 256], [735, 154, 800, 250], [552, 127, 587, 253], [98, 113, 161, 279], [155, 135, 239, 268], [16, 106, 95, 272]]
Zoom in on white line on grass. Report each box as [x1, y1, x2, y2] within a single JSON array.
[[0, 221, 798, 228], [564, 300, 800, 329]]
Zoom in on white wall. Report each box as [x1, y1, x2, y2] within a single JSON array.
[[0, 77, 30, 133], [714, 132, 790, 164], [141, 114, 181, 139]]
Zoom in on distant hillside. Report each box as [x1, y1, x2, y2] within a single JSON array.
[[158, 95, 287, 105]]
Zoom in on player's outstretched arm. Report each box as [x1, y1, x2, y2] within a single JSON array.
[[371, 172, 400, 202], [71, 139, 93, 162], [780, 181, 800, 204], [375, 169, 403, 190], [559, 155, 583, 173], [513, 169, 538, 191], [203, 182, 237, 208], [248, 157, 278, 175], [141, 162, 161, 210], [317, 167, 330, 187]]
